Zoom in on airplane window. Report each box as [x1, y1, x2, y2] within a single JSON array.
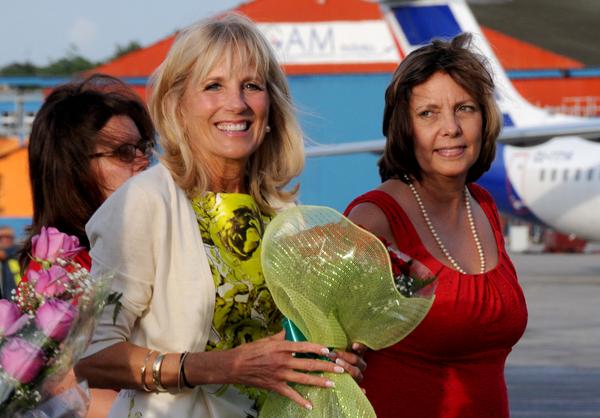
[[588, 169, 594, 181], [551, 169, 557, 181], [539, 169, 545, 182], [574, 169, 581, 181], [563, 169, 569, 182]]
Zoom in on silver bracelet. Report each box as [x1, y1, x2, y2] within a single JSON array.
[[151, 352, 168, 392], [140, 350, 155, 392], [177, 351, 191, 392]]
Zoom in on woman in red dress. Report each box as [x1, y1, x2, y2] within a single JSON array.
[[345, 34, 527, 418]]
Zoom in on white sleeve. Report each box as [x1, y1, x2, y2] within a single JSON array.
[[82, 180, 164, 357]]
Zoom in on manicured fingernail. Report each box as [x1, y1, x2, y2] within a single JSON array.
[[334, 366, 345, 374], [335, 358, 347, 367], [305, 403, 313, 410], [320, 348, 330, 355], [325, 380, 336, 388], [352, 343, 361, 351]]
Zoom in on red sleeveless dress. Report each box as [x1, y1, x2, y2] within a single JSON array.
[[344, 184, 528, 418]]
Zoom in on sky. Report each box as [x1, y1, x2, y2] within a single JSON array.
[[3, 1, 598, 69], [0, 0, 243, 68]]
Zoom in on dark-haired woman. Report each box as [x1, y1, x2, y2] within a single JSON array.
[[20, 73, 156, 418], [21, 74, 155, 261], [345, 34, 527, 418]]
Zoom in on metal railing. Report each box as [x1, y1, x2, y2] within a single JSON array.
[[0, 91, 43, 141]]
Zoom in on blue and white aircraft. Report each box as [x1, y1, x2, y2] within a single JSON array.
[[305, 0, 600, 241]]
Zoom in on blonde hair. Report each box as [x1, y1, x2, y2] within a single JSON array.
[[149, 13, 304, 213]]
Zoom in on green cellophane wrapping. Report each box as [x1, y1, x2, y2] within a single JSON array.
[[259, 206, 435, 418]]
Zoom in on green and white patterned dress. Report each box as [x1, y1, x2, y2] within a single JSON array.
[[191, 192, 283, 414]]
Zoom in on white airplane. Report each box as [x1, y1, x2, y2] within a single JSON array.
[[304, 0, 600, 241]]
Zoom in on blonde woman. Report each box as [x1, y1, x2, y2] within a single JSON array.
[[75, 14, 364, 417]]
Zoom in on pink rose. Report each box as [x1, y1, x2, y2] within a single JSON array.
[[34, 299, 78, 342], [0, 300, 28, 337], [29, 265, 69, 297], [31, 226, 83, 262], [0, 337, 45, 384]]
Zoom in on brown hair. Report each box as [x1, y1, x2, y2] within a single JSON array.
[[379, 33, 501, 183], [20, 74, 155, 266]]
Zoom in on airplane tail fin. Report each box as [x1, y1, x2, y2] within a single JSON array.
[[381, 0, 580, 129]]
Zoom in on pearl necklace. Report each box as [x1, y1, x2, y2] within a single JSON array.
[[404, 176, 486, 274]]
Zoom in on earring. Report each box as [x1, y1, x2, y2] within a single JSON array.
[[265, 125, 271, 133]]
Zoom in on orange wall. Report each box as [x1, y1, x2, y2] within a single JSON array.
[[482, 27, 583, 70], [513, 78, 600, 113], [0, 143, 32, 217]]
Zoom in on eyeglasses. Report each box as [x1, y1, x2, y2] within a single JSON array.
[[90, 140, 153, 163]]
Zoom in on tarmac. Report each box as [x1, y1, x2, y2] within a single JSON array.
[[505, 253, 600, 417]]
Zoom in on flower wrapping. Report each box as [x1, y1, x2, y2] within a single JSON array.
[[0, 227, 114, 417], [258, 206, 436, 418]]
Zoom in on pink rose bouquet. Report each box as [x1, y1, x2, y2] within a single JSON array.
[[0, 227, 116, 417], [31, 226, 83, 263]]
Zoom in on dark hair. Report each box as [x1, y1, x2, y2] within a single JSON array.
[[20, 74, 155, 266], [379, 33, 501, 183]]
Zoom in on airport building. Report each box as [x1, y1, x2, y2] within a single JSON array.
[[1, 0, 599, 251]]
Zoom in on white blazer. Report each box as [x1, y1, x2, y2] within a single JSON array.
[[84, 163, 255, 417]]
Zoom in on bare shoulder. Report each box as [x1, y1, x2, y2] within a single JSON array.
[[346, 199, 391, 242]]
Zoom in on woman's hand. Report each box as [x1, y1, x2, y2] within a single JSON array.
[[229, 331, 347, 409], [188, 331, 347, 410], [326, 342, 367, 383]]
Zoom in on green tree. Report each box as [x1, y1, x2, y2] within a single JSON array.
[[38, 44, 96, 76], [111, 41, 142, 60], [0, 40, 142, 76], [0, 62, 38, 76], [38, 55, 96, 76]]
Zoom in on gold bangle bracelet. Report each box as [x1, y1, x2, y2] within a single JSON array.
[[151, 352, 168, 392], [140, 350, 155, 392]]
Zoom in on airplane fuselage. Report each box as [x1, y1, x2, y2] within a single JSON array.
[[478, 138, 600, 240]]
